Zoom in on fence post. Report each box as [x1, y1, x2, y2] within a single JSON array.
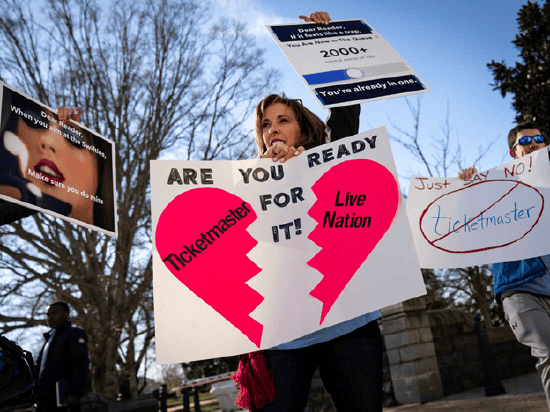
[[159, 384, 168, 412], [473, 313, 506, 396], [183, 387, 191, 412], [193, 388, 201, 412]]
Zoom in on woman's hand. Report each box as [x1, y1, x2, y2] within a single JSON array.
[[458, 166, 478, 181], [299, 11, 331, 25], [57, 107, 81, 123], [261, 143, 305, 163]]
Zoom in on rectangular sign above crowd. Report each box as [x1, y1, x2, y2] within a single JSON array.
[[266, 19, 431, 108], [151, 126, 426, 364], [0, 82, 118, 237], [407, 148, 550, 268]]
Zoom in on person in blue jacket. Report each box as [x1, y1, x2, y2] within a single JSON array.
[[34, 301, 89, 412], [459, 122, 550, 407]]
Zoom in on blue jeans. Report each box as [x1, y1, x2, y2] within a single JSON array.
[[253, 321, 383, 412]]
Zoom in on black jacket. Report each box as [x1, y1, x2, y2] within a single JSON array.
[[35, 320, 89, 400], [326, 104, 361, 142]]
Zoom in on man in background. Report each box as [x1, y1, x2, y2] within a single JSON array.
[[34, 301, 89, 412]]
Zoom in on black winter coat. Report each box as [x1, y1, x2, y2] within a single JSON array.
[[35, 320, 89, 400]]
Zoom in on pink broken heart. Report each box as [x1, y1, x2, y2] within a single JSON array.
[[308, 159, 400, 324], [155, 188, 264, 347]]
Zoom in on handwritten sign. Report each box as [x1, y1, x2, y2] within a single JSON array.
[[0, 82, 117, 237], [266, 19, 431, 108], [407, 149, 550, 268], [151, 127, 426, 364]]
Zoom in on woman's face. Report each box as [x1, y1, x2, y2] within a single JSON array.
[[15, 111, 98, 223], [261, 103, 304, 152]]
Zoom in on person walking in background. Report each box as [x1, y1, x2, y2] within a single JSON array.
[[34, 301, 89, 412]]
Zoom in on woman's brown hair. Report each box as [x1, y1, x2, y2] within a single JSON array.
[[254, 94, 326, 157]]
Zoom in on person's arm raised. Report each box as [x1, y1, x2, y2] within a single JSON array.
[[458, 166, 478, 181], [57, 107, 81, 123], [298, 11, 331, 25], [261, 10, 331, 164]]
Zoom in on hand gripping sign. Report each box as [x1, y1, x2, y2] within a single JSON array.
[[406, 149, 550, 269], [151, 127, 426, 364], [266, 19, 431, 108]]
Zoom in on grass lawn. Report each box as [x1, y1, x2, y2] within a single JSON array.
[[166, 391, 220, 411]]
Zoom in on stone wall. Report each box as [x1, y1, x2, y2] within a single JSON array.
[[380, 297, 444, 405], [305, 297, 537, 409], [488, 326, 537, 380], [380, 297, 537, 404], [429, 309, 482, 395], [429, 309, 536, 396]]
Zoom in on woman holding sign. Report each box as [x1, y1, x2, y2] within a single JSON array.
[[233, 11, 384, 412]]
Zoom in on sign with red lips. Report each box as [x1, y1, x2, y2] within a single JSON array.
[[0, 82, 117, 237]]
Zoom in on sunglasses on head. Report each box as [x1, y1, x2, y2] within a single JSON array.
[[512, 135, 545, 150], [17, 107, 88, 149]]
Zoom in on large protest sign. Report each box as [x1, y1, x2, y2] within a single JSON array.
[[266, 19, 431, 108], [0, 82, 117, 237], [151, 127, 426, 364], [407, 149, 550, 269]]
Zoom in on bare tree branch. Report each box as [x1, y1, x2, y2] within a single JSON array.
[[0, 0, 280, 397]]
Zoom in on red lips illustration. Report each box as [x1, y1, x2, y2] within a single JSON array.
[[34, 158, 65, 185]]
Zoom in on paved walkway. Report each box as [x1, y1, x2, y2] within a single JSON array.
[[169, 371, 548, 412], [167, 398, 218, 412], [384, 371, 548, 412]]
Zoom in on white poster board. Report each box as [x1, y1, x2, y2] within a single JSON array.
[[266, 19, 431, 108], [407, 149, 550, 269], [151, 127, 426, 364]]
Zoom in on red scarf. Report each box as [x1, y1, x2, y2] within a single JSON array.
[[232, 351, 276, 409]]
